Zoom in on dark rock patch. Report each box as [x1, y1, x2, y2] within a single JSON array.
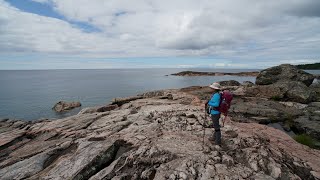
[[111, 96, 143, 106], [256, 64, 314, 86], [219, 80, 241, 86], [73, 140, 133, 180], [97, 104, 118, 112]]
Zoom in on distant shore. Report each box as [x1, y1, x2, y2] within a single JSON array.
[[171, 71, 259, 77]]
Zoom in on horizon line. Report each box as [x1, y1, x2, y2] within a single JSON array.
[[0, 67, 264, 71]]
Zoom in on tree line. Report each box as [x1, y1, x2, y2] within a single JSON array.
[[296, 63, 320, 70]]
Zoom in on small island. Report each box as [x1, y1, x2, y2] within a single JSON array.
[[171, 71, 259, 77]]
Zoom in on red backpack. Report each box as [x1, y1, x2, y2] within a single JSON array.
[[217, 90, 233, 115]]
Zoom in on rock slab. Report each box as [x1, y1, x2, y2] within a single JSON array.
[[53, 101, 81, 112], [1, 89, 319, 180]]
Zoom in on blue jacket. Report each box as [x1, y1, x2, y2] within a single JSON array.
[[208, 92, 221, 115]]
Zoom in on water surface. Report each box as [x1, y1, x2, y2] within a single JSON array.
[[1, 68, 317, 121]]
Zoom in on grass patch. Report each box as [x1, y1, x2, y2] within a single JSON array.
[[294, 134, 318, 149], [269, 115, 280, 123], [270, 95, 282, 101]]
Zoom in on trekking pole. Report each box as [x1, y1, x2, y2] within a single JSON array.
[[202, 106, 206, 149]]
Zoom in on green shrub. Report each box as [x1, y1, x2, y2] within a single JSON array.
[[284, 114, 294, 126], [270, 96, 281, 101], [294, 134, 316, 148]]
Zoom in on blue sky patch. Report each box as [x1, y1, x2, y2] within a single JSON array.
[[5, 0, 63, 19], [5, 0, 100, 33]]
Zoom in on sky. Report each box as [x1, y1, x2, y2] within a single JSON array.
[[0, 0, 320, 69]]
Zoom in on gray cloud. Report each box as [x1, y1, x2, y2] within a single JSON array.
[[286, 0, 320, 17], [1, 0, 320, 66]]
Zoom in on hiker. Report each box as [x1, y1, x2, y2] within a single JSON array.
[[208, 82, 222, 145]]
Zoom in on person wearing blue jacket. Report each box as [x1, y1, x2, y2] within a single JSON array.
[[208, 82, 222, 145]]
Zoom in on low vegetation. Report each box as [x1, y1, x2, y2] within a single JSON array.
[[296, 63, 320, 70], [270, 95, 282, 101], [294, 134, 319, 149]]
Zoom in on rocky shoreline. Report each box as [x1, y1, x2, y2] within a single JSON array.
[[171, 70, 319, 80], [0, 64, 320, 179], [1, 87, 320, 179], [171, 71, 259, 77]]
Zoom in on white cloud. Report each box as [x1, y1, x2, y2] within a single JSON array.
[[30, 0, 49, 3], [177, 64, 197, 68], [279, 59, 320, 65], [1, 0, 320, 66]]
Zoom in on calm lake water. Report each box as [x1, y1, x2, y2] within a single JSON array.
[[0, 69, 318, 121]]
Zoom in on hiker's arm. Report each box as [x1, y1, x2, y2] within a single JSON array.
[[208, 94, 220, 107]]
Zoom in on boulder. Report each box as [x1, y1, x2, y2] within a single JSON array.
[[256, 64, 314, 86], [52, 101, 81, 112], [244, 85, 284, 100], [242, 81, 316, 103], [273, 81, 316, 103], [229, 97, 304, 123], [242, 81, 254, 87], [230, 101, 282, 122], [218, 80, 241, 86]]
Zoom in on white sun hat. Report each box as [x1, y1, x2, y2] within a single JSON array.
[[209, 82, 221, 90]]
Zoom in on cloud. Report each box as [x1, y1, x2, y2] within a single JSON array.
[[285, 0, 320, 17], [1, 0, 320, 67]]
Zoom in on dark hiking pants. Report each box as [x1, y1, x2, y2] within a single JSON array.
[[211, 114, 221, 145]]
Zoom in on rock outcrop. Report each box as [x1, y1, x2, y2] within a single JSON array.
[[231, 81, 318, 139], [52, 101, 81, 112], [171, 71, 259, 77], [256, 64, 315, 86], [182, 81, 320, 142], [240, 81, 316, 103], [218, 80, 241, 86], [1, 89, 319, 180]]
